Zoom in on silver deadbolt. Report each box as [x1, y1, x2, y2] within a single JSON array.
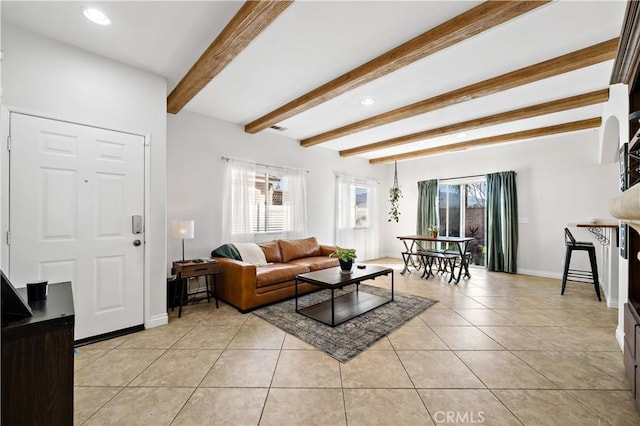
[[133, 239, 141, 246], [132, 215, 142, 234]]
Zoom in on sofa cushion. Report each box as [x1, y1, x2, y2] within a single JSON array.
[[278, 237, 321, 263], [258, 240, 283, 263], [255, 263, 310, 288], [288, 256, 339, 272]]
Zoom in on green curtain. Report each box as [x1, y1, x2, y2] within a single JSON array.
[[486, 173, 504, 271], [486, 171, 518, 273], [416, 179, 438, 235], [502, 171, 518, 273]]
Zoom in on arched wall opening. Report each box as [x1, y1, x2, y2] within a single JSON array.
[[601, 115, 621, 165]]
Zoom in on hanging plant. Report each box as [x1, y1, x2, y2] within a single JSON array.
[[388, 161, 402, 222]]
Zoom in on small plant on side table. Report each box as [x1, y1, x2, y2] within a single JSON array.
[[428, 226, 440, 238]]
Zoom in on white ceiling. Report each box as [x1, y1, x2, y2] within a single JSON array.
[[1, 1, 628, 162]]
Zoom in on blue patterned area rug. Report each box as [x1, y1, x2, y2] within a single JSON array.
[[252, 284, 437, 362]]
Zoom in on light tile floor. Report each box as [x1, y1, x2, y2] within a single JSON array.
[[74, 258, 639, 425]]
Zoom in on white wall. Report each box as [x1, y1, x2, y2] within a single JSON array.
[[1, 23, 169, 328], [378, 130, 619, 279], [602, 83, 630, 349], [0, 4, 3, 106], [167, 110, 381, 265]]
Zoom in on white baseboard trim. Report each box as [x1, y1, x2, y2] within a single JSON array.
[[616, 326, 625, 351], [146, 313, 168, 329], [517, 269, 563, 280], [519, 269, 616, 307], [380, 253, 402, 260]]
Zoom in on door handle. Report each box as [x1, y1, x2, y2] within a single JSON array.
[[133, 240, 142, 246]]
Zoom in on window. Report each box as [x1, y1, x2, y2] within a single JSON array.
[[354, 186, 369, 228], [224, 159, 307, 241], [335, 175, 378, 261], [252, 171, 289, 233], [438, 185, 460, 237], [438, 179, 487, 266]]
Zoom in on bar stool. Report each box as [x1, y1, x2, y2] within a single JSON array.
[[561, 228, 601, 301]]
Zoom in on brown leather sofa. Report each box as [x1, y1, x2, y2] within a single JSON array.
[[213, 237, 339, 312]]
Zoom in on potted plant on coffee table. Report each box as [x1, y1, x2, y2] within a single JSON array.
[[330, 246, 357, 274], [428, 226, 440, 239]]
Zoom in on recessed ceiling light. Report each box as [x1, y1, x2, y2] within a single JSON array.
[[83, 8, 111, 26], [360, 97, 376, 106], [457, 132, 467, 139]]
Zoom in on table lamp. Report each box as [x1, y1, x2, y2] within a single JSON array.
[[171, 219, 194, 263]]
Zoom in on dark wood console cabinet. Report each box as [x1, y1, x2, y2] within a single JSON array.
[[1, 282, 75, 425], [625, 301, 640, 403], [612, 0, 640, 412]]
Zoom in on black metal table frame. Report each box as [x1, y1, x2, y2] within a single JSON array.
[[295, 267, 394, 327], [421, 251, 459, 283], [398, 235, 473, 284], [174, 273, 218, 318]]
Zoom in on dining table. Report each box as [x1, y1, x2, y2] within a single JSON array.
[[397, 235, 474, 283]]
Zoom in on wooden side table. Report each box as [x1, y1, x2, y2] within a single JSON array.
[[172, 259, 220, 317]]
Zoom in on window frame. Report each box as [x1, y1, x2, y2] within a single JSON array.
[[252, 170, 289, 234], [438, 177, 486, 238], [353, 185, 370, 230]]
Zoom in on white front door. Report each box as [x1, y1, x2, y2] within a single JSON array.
[[8, 113, 145, 340]]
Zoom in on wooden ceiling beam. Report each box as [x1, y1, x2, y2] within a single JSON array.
[[340, 89, 609, 157], [167, 0, 293, 114], [369, 117, 602, 164], [244, 1, 548, 134], [302, 39, 618, 147]]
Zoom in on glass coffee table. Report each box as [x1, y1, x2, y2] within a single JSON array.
[[295, 265, 394, 327]]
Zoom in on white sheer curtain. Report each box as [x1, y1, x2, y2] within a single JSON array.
[[222, 159, 256, 243], [222, 159, 308, 243], [335, 175, 355, 249], [335, 174, 379, 261], [281, 168, 308, 240], [365, 182, 379, 261]]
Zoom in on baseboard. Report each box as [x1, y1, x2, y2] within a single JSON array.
[[616, 325, 625, 350], [147, 313, 168, 329], [517, 269, 562, 280], [75, 324, 144, 347], [520, 268, 614, 306], [380, 253, 403, 260]]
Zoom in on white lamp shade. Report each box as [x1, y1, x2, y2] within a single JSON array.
[[171, 220, 195, 240]]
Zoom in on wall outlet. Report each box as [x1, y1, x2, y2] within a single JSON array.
[[518, 217, 529, 224]]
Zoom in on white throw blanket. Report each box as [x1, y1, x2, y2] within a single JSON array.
[[234, 243, 268, 266]]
